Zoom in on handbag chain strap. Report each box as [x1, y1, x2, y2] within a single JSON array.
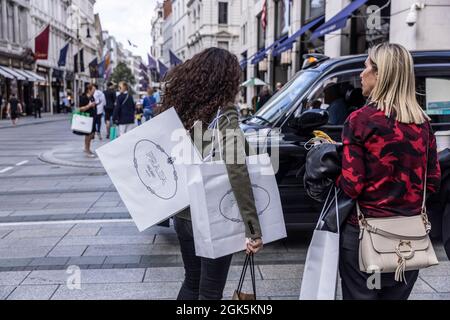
[[358, 124, 432, 234]]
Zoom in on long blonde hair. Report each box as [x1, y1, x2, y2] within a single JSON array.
[[368, 43, 430, 124]]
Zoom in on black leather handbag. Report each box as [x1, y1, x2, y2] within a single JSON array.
[[304, 142, 355, 232], [304, 142, 343, 202]]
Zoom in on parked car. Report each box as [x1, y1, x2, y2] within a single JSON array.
[[242, 51, 450, 237]]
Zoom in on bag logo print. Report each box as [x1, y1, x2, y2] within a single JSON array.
[[219, 184, 271, 223], [133, 139, 178, 200]]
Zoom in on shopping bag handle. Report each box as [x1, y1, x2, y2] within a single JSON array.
[[236, 253, 256, 298], [316, 186, 340, 234]]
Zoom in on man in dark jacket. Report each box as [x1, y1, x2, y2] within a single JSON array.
[[104, 82, 117, 139], [257, 86, 272, 112], [32, 95, 43, 119], [113, 81, 135, 136]]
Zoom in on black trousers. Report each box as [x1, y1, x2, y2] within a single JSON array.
[[174, 216, 233, 300], [94, 114, 102, 133], [339, 224, 419, 300], [34, 108, 41, 118]]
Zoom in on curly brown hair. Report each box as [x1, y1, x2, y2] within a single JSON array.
[[158, 47, 241, 129]]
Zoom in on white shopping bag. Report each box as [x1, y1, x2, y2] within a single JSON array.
[[71, 114, 93, 134], [300, 187, 340, 300], [96, 108, 200, 231], [188, 153, 287, 259]]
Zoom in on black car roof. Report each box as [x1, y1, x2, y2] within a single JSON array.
[[311, 50, 450, 74]]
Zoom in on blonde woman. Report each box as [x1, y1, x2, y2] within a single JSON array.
[[336, 43, 441, 300]]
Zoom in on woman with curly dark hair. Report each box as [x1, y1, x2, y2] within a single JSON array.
[[159, 47, 263, 300]]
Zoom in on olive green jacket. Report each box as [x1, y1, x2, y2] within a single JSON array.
[[177, 106, 262, 239]]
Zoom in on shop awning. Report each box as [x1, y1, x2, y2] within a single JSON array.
[[273, 15, 325, 57], [0, 66, 26, 80], [0, 66, 15, 79], [250, 34, 289, 65], [240, 59, 248, 70], [22, 70, 46, 82], [14, 69, 35, 81], [311, 0, 368, 40]]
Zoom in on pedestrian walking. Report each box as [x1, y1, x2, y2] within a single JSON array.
[[32, 95, 43, 119], [113, 81, 135, 136], [274, 82, 283, 95], [256, 86, 272, 112], [159, 47, 264, 301], [153, 87, 161, 105], [62, 94, 72, 114], [93, 84, 107, 140], [337, 43, 441, 300], [77, 84, 97, 158], [143, 87, 156, 122], [6, 93, 22, 126], [0, 93, 4, 120], [135, 102, 144, 126], [104, 82, 117, 139]]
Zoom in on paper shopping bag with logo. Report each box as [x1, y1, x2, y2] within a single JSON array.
[[187, 153, 287, 259], [96, 108, 200, 231], [71, 113, 93, 134]]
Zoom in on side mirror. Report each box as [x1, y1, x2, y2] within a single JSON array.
[[289, 109, 329, 132]]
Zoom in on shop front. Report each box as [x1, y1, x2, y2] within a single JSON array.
[[52, 69, 64, 113], [36, 65, 50, 113]]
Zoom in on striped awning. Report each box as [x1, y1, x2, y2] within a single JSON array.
[[0, 66, 26, 80], [22, 70, 46, 82], [0, 66, 15, 79]]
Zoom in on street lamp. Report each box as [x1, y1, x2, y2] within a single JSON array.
[[68, 4, 92, 108]]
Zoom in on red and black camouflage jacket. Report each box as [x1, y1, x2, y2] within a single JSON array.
[[336, 104, 442, 225]]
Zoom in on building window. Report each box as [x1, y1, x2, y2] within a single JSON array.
[[242, 23, 247, 45], [218, 2, 228, 24], [7, 2, 14, 42], [218, 41, 229, 51], [275, 0, 291, 38], [304, 0, 325, 21], [182, 27, 185, 46], [257, 13, 266, 50]]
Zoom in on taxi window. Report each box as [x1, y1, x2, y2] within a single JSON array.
[[300, 72, 365, 125], [416, 76, 450, 124]]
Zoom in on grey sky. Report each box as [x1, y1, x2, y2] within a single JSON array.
[[94, 0, 157, 59]]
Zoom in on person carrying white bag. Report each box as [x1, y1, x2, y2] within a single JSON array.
[[157, 48, 263, 300]]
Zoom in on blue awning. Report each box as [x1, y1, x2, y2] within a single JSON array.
[[273, 15, 325, 57], [311, 0, 368, 40], [250, 35, 289, 65], [240, 59, 248, 70], [251, 49, 267, 65]]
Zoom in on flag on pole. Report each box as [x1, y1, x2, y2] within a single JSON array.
[[58, 43, 70, 67], [158, 60, 169, 79], [104, 52, 111, 72], [140, 62, 148, 73], [98, 59, 106, 79], [89, 58, 99, 78], [128, 40, 138, 48], [148, 54, 158, 70], [261, 0, 268, 32], [105, 65, 112, 80], [34, 25, 50, 60], [169, 50, 182, 66]]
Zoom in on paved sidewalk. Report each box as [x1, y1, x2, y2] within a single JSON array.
[[39, 139, 108, 169], [0, 113, 70, 129]]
